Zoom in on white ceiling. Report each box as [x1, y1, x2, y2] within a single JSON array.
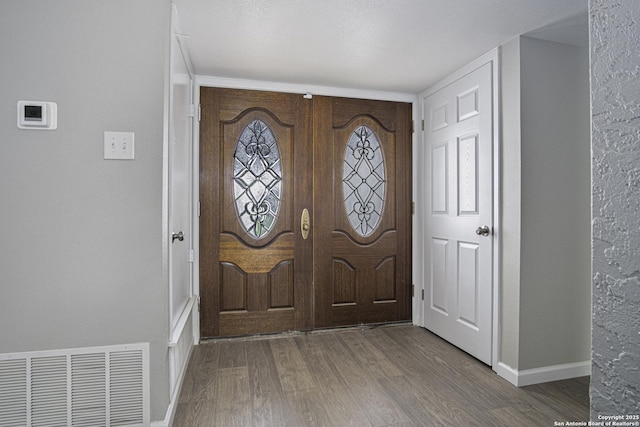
[[173, 0, 588, 94]]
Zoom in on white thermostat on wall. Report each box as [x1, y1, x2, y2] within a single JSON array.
[[17, 100, 57, 130]]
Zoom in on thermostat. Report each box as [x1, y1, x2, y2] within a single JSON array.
[[17, 100, 57, 130]]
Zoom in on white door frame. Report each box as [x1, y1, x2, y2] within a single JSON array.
[[190, 77, 419, 343], [416, 48, 500, 369]]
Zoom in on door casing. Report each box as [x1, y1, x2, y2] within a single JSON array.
[[191, 79, 418, 341]]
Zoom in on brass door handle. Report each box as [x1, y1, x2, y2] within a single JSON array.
[[301, 209, 310, 239]]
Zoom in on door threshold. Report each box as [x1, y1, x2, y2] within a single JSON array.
[[199, 321, 413, 343]]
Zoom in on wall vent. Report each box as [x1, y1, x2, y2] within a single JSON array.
[[0, 343, 149, 427]]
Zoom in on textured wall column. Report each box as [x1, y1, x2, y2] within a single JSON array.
[[591, 0, 640, 417]]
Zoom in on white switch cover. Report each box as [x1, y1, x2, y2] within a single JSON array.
[[104, 131, 135, 160]]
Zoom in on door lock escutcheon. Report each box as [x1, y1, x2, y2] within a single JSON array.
[[301, 208, 310, 240]]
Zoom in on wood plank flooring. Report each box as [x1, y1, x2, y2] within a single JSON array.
[[174, 324, 589, 426]]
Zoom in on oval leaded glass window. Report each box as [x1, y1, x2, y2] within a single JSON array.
[[233, 119, 282, 239], [342, 125, 386, 237]]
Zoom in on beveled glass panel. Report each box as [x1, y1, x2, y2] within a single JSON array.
[[233, 119, 282, 239], [342, 125, 386, 237]]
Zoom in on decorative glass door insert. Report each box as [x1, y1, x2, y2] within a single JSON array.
[[342, 125, 386, 237], [233, 119, 282, 238]]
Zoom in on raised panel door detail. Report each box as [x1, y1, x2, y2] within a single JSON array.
[[431, 103, 448, 131], [431, 143, 448, 214], [374, 256, 396, 302], [343, 125, 386, 237], [457, 87, 479, 122], [269, 260, 294, 309], [457, 242, 479, 329], [458, 134, 479, 215], [220, 262, 247, 312], [431, 238, 448, 314], [233, 119, 282, 239], [332, 259, 357, 306]]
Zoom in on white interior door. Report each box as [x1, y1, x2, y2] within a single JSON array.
[[169, 33, 194, 331], [422, 59, 494, 365]]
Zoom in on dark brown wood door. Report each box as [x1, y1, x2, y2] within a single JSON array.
[[199, 88, 312, 338], [313, 96, 412, 328], [200, 89, 411, 337]]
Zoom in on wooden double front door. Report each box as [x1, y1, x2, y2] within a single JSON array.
[[199, 88, 412, 338]]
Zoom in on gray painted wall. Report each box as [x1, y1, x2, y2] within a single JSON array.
[[500, 37, 523, 369], [500, 36, 591, 371], [0, 1, 171, 421], [590, 0, 640, 417], [519, 36, 591, 370]]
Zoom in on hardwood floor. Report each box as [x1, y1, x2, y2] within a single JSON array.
[[174, 324, 589, 426]]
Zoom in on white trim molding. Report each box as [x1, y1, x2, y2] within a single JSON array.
[[195, 75, 417, 103], [496, 360, 591, 387]]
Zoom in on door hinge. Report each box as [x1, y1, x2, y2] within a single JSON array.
[[421, 119, 425, 131], [421, 289, 425, 301], [412, 201, 415, 215], [197, 201, 201, 217], [412, 120, 415, 133], [190, 104, 201, 121], [412, 284, 415, 297], [189, 249, 194, 263]]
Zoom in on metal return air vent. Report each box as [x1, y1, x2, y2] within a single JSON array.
[[0, 343, 149, 427]]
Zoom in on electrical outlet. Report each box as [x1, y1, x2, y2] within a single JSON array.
[[104, 131, 135, 160]]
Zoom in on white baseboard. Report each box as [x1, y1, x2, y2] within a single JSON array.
[[496, 360, 591, 387], [150, 401, 175, 427]]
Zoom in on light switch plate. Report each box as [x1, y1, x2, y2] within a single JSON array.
[[104, 131, 134, 160]]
